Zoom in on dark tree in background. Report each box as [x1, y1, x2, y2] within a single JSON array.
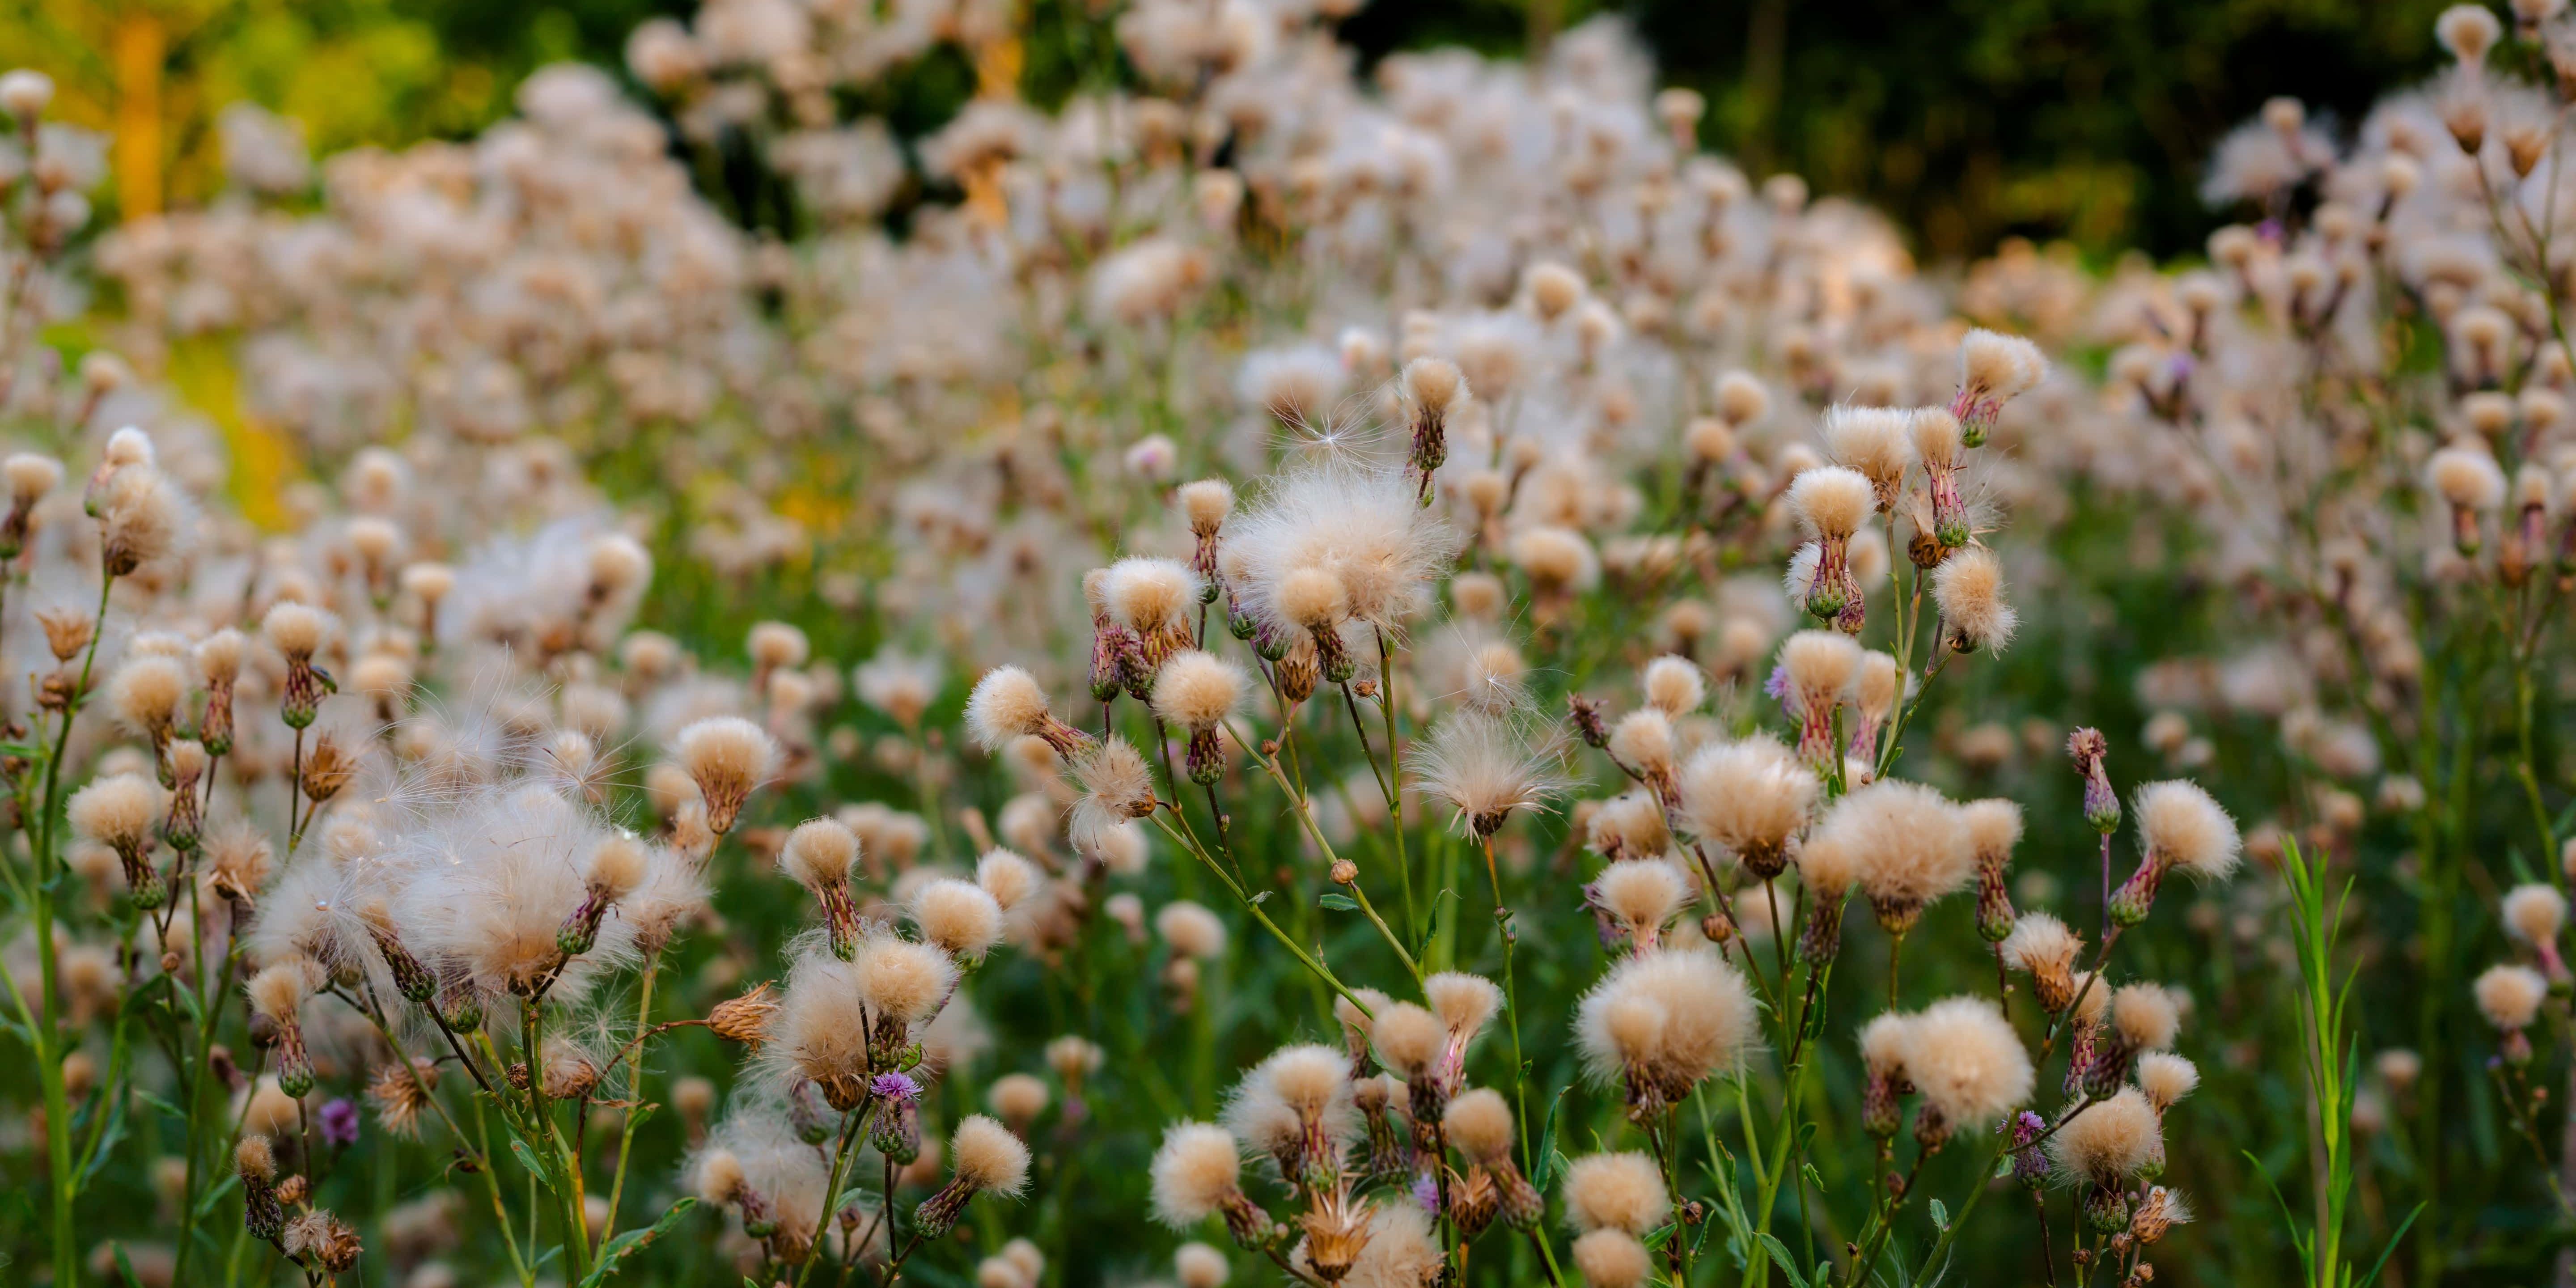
[[401, 0, 2455, 259]]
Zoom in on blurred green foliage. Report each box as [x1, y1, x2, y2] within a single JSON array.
[[3, 0, 2464, 250]]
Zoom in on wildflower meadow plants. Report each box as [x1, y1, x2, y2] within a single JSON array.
[[0, 2, 2572, 1286]]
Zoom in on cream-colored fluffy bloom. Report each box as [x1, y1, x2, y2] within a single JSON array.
[[2476, 963, 2548, 1030], [2050, 1087, 2162, 1183], [1561, 1152, 1667, 1234], [1899, 996, 2034, 1127], [2134, 780, 2241, 878]]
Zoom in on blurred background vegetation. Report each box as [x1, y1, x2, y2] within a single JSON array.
[[6, 0, 2455, 261]]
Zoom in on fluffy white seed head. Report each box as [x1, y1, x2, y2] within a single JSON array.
[[2430, 444, 2508, 510], [68, 773, 163, 851], [1424, 971, 1503, 1041], [913, 878, 1007, 959], [2438, 3, 2503, 64], [1786, 466, 1876, 540], [1910, 408, 1965, 469], [951, 1114, 1031, 1194], [1572, 1229, 1652, 1288], [2504, 883, 2566, 945], [2137, 1052, 2200, 1111], [967, 666, 1055, 752], [779, 818, 858, 890], [1561, 1152, 1667, 1234], [2135, 780, 2241, 878], [1678, 736, 1818, 860], [1402, 356, 1467, 411], [262, 602, 330, 660], [1822, 406, 1914, 496], [977, 848, 1043, 912], [2476, 963, 2549, 1030], [1575, 947, 1758, 1093], [1640, 656, 1706, 716], [1370, 1002, 1445, 1076], [1179, 479, 1235, 538], [1442, 1087, 1516, 1164], [1149, 1122, 1242, 1227], [1781, 630, 1864, 701], [1960, 328, 2047, 398], [1106, 557, 1202, 633], [2002, 913, 2084, 975], [1157, 900, 1227, 960], [2110, 983, 2184, 1051], [2048, 1087, 2161, 1183], [1176, 1243, 1230, 1288], [1152, 651, 1247, 730], [1810, 780, 1975, 914], [1900, 996, 2034, 1127], [1593, 860, 1689, 938], [1931, 547, 2017, 652]]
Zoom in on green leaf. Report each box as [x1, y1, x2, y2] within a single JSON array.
[[134, 1089, 187, 1122], [510, 1139, 557, 1194], [1928, 1198, 1949, 1231], [1756, 1233, 1813, 1288], [2356, 1203, 2426, 1288], [191, 1174, 240, 1219], [1533, 1087, 1570, 1190], [76, 1092, 129, 1189], [111, 1243, 144, 1288], [580, 1197, 697, 1288], [1317, 892, 1359, 911]]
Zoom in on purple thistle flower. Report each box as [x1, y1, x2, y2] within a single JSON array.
[[319, 1098, 361, 1149], [1411, 1172, 1442, 1215], [2008, 1110, 2050, 1190], [871, 1072, 922, 1104]]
